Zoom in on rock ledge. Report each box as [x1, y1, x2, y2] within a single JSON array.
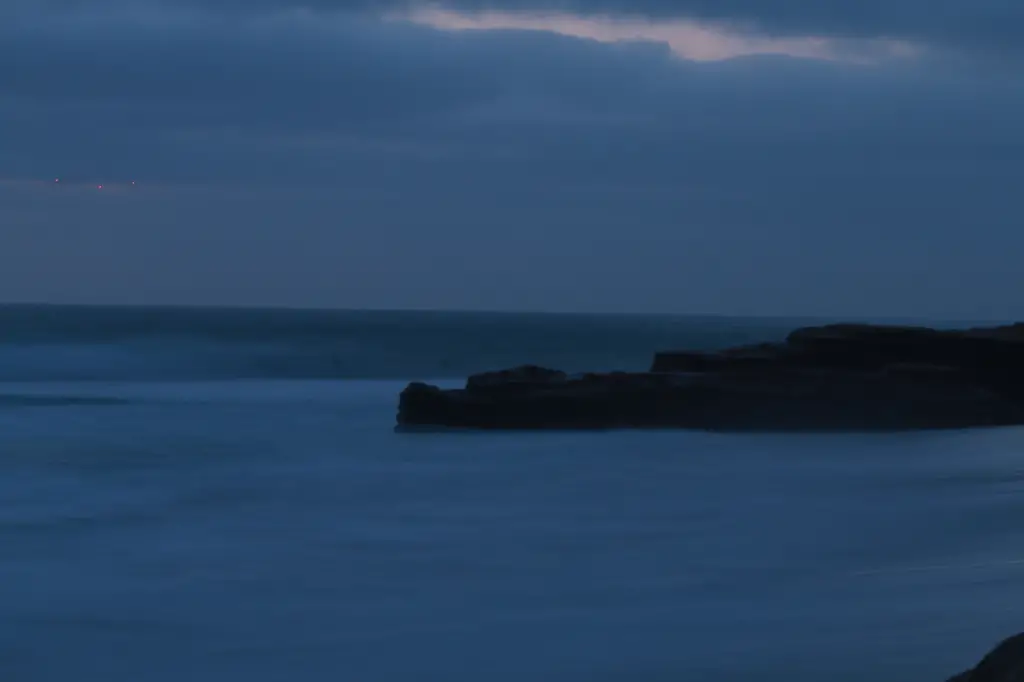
[[397, 323, 1024, 431]]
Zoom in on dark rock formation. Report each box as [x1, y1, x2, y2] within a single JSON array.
[[652, 323, 1024, 399], [946, 632, 1024, 682], [397, 322, 1024, 431]]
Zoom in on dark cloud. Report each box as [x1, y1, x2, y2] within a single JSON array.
[[3, 3, 1022, 183], [8, 2, 1019, 186], [416, 0, 1024, 53], [2, 2, 1024, 317], [9, 0, 1023, 54]]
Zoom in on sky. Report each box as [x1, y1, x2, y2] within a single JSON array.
[[2, 0, 1023, 318]]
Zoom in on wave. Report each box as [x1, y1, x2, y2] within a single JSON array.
[[0, 335, 707, 382], [0, 393, 131, 407], [0, 304, 861, 382]]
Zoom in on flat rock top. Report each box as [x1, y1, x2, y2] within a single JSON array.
[[787, 322, 1024, 345]]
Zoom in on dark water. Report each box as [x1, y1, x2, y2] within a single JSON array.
[[1, 305, 1022, 681]]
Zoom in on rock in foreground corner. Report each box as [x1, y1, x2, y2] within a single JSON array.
[[947, 632, 1024, 682]]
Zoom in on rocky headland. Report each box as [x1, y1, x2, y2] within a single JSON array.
[[397, 322, 1024, 431], [946, 631, 1024, 682]]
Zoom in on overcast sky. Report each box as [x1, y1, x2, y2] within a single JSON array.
[[2, 0, 1022, 318]]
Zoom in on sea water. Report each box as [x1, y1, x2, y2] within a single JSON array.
[[1, 305, 1022, 681]]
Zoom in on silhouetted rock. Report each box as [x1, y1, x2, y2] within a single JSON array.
[[465, 365, 567, 392], [946, 632, 1024, 682], [653, 323, 1024, 392], [396, 322, 1024, 431]]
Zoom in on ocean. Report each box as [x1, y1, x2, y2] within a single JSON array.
[[1, 304, 1022, 681]]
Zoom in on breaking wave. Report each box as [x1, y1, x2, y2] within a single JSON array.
[[1, 303, 976, 382], [0, 305, 808, 382]]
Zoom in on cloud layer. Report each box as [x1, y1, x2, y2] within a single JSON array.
[[418, 0, 1024, 54], [7, 2, 1012, 187], [13, 0, 1021, 53], [2, 1, 1023, 317]]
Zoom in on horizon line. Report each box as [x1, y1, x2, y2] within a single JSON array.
[[0, 300, 1012, 326]]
